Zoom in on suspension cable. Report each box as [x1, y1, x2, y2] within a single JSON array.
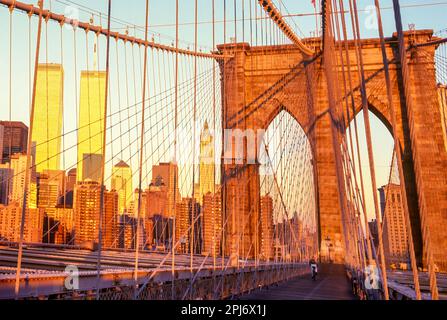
[[392, 0, 439, 300], [95, 0, 111, 300], [134, 0, 150, 298], [374, 0, 422, 300], [14, 0, 45, 299]]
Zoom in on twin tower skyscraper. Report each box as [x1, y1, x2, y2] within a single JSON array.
[[32, 63, 106, 182]]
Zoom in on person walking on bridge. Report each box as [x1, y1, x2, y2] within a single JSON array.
[[309, 258, 318, 281]]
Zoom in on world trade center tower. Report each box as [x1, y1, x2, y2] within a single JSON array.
[[77, 70, 106, 183], [32, 64, 64, 173]]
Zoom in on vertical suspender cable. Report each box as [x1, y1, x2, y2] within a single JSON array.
[[374, 0, 422, 300], [60, 18, 67, 216], [349, 0, 390, 300], [313, 0, 318, 37], [337, 0, 371, 278], [240, 0, 252, 290], [44, 8, 49, 174], [15, 0, 45, 299], [334, 0, 374, 267], [124, 32, 133, 167], [212, 0, 217, 272], [6, 4, 13, 208], [248, 0, 257, 268], [95, 0, 112, 300], [28, 10, 32, 116], [221, 0, 227, 299], [73, 21, 79, 195], [233, 0, 240, 275], [134, 0, 150, 299], [322, 0, 350, 268], [190, 0, 198, 293], [172, 0, 179, 300], [85, 23, 92, 184], [331, 0, 364, 269], [392, 0, 439, 300], [115, 39, 124, 161]]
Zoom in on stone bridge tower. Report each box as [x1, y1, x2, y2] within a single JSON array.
[[218, 30, 447, 271]]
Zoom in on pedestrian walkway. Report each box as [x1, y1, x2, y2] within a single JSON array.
[[239, 264, 357, 300]]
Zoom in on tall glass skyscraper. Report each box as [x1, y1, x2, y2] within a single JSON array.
[[32, 64, 64, 173], [77, 70, 106, 183]]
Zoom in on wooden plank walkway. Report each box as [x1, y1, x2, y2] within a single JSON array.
[[239, 264, 357, 300]]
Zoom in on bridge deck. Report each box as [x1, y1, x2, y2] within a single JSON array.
[[239, 264, 356, 300]]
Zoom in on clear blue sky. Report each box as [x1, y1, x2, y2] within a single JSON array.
[[0, 0, 445, 218]]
